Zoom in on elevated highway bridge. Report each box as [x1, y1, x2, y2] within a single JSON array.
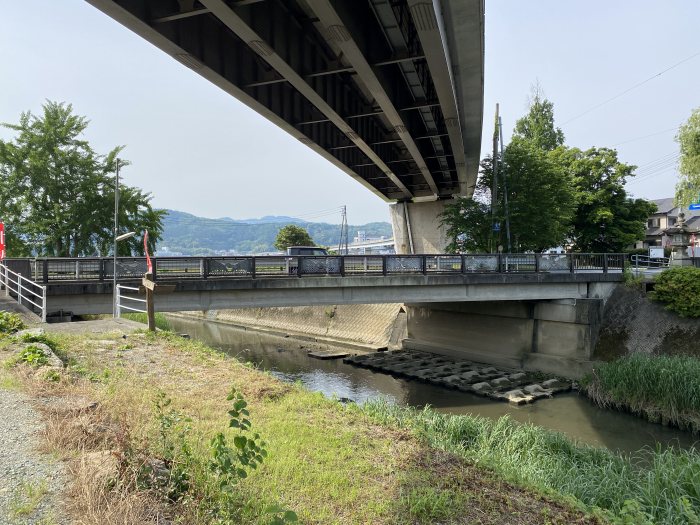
[[86, 0, 485, 253]]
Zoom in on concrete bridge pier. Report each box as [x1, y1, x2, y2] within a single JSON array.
[[402, 293, 613, 378], [390, 200, 449, 254]]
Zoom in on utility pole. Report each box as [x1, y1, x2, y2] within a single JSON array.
[[113, 158, 120, 317], [491, 104, 499, 253], [338, 205, 348, 254], [499, 116, 512, 253]]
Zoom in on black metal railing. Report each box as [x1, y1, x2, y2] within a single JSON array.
[[15, 253, 627, 284]]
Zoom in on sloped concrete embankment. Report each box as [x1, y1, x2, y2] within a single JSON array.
[[175, 304, 406, 350], [593, 285, 700, 359]]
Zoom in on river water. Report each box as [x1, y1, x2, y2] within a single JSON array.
[[167, 316, 697, 455]]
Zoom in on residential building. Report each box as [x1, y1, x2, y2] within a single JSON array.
[[638, 197, 700, 250]]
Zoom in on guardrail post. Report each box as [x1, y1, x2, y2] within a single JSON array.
[[570, 254, 575, 273], [41, 286, 47, 323], [534, 254, 540, 273], [251, 257, 256, 279], [339, 256, 345, 277], [152, 258, 158, 282], [298, 256, 304, 278], [17, 273, 22, 305], [201, 258, 209, 279], [497, 254, 503, 273], [603, 254, 609, 273], [422, 255, 427, 275], [115, 285, 120, 318], [460, 255, 466, 274], [99, 259, 105, 282], [382, 256, 387, 276], [42, 259, 49, 284]]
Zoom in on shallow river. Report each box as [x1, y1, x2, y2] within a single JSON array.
[[167, 316, 697, 455]]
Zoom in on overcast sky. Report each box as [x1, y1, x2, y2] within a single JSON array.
[[1, 1, 698, 224]]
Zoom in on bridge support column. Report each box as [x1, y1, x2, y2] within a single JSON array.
[[402, 299, 607, 378], [390, 200, 449, 254]]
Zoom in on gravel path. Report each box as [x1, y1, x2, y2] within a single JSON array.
[[0, 388, 68, 524]]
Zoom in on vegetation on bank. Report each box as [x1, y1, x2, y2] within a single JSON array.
[[365, 401, 700, 525], [0, 326, 602, 525], [121, 312, 173, 331], [3, 315, 700, 524], [584, 353, 700, 435], [651, 267, 700, 318]]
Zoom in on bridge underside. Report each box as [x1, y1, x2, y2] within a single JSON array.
[[86, 0, 484, 202], [46, 273, 621, 316]]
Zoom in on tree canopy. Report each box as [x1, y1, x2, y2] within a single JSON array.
[[675, 107, 700, 207], [0, 101, 164, 257], [555, 147, 657, 252], [442, 88, 654, 254], [273, 224, 314, 251], [512, 86, 565, 151]]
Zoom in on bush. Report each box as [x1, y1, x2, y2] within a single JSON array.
[[651, 267, 700, 317], [0, 311, 25, 335]]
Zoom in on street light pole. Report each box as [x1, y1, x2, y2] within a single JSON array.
[[113, 158, 120, 318]]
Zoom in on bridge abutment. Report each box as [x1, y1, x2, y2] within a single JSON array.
[[402, 296, 610, 378], [390, 200, 449, 254]]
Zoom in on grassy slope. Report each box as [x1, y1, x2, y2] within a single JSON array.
[[1, 329, 598, 525]]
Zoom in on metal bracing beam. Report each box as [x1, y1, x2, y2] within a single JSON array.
[[152, 8, 211, 24], [199, 0, 413, 199], [245, 77, 287, 88], [85, 0, 394, 202], [373, 54, 425, 66], [304, 0, 439, 196], [305, 65, 355, 78], [406, 0, 469, 195]]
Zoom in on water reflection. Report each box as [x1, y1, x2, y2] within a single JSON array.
[[168, 316, 697, 454]]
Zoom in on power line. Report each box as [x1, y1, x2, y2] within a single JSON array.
[[562, 51, 700, 125], [612, 126, 680, 147]]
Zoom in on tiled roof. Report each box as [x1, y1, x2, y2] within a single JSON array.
[[652, 198, 676, 214]]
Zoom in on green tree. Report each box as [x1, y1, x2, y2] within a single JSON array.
[[555, 147, 657, 252], [675, 107, 700, 207], [0, 101, 164, 256], [273, 224, 314, 251], [503, 139, 575, 251], [442, 142, 575, 253], [512, 85, 565, 151]]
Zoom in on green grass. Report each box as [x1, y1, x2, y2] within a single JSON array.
[[121, 312, 173, 331], [363, 400, 700, 525], [585, 354, 700, 434], [9, 480, 49, 518]]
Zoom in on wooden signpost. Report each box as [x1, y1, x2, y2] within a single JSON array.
[[143, 273, 156, 331], [140, 274, 175, 332]]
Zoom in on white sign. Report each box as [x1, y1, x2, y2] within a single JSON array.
[[649, 247, 664, 259]]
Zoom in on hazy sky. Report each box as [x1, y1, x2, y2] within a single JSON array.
[[1, 1, 698, 224]]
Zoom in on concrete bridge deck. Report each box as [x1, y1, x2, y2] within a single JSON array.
[[3, 254, 625, 316]]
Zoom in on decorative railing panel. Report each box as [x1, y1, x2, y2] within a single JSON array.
[[25, 253, 627, 283]]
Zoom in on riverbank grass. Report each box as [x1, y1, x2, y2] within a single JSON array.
[[3, 328, 601, 524], [585, 353, 700, 434], [365, 400, 700, 525]]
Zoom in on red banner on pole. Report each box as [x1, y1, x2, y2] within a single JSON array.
[[144, 230, 153, 274], [0, 222, 5, 260]]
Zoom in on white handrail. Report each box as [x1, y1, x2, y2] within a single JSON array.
[[115, 283, 147, 318], [0, 263, 47, 322]]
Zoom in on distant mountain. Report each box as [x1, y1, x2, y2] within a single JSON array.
[[157, 209, 392, 255]]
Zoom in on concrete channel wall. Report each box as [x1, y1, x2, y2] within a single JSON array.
[[593, 285, 700, 359], [403, 298, 608, 378], [178, 304, 406, 350]]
